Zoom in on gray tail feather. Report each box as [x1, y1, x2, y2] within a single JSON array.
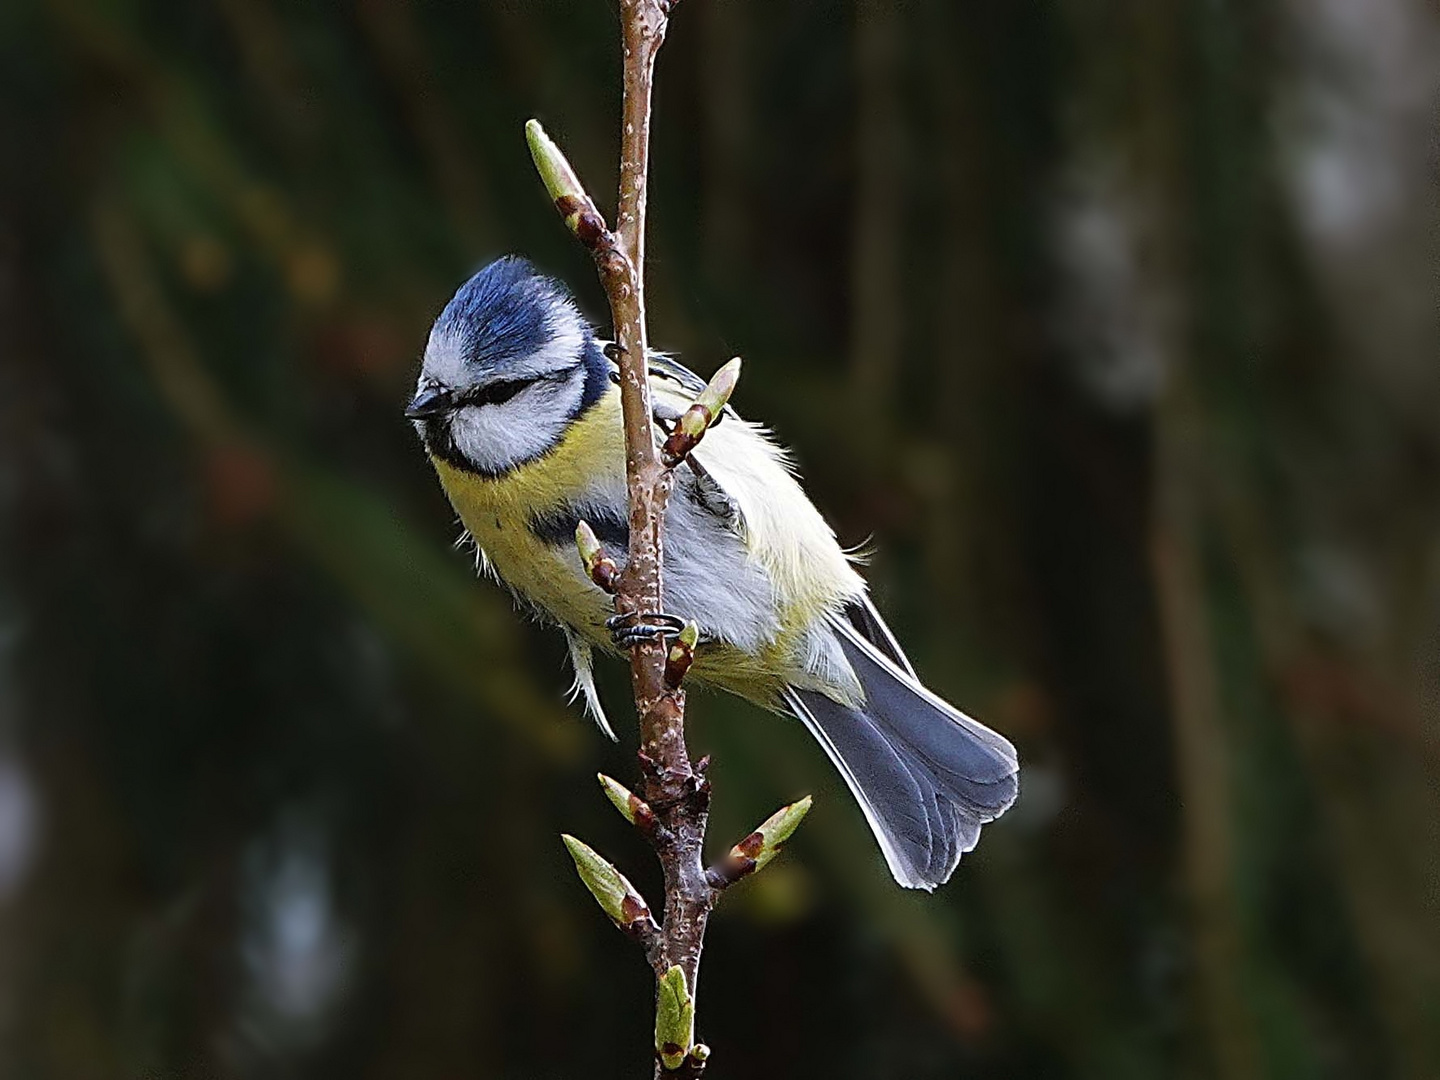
[[784, 616, 1019, 890]]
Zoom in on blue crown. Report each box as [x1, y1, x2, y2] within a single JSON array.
[[434, 256, 575, 368]]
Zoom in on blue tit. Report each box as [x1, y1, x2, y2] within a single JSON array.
[[406, 256, 1018, 890]]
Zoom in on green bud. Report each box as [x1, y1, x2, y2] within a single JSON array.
[[525, 120, 608, 246], [696, 357, 741, 420], [664, 620, 700, 688], [677, 404, 709, 442], [596, 773, 657, 832], [654, 965, 695, 1071], [561, 834, 650, 929], [597, 773, 637, 824], [526, 120, 585, 207], [575, 519, 601, 566], [662, 358, 742, 465], [731, 795, 812, 873], [575, 520, 618, 592]]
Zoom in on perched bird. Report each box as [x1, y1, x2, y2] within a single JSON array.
[[407, 256, 1018, 889]]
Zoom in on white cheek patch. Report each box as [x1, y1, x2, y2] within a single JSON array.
[[447, 373, 585, 474]]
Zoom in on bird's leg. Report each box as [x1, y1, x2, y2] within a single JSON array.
[[606, 611, 687, 650]]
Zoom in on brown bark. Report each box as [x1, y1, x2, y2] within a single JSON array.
[[562, 2, 715, 1073]]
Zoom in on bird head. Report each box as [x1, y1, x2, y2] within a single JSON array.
[[407, 256, 609, 476]]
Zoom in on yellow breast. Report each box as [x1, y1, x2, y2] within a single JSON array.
[[428, 380, 866, 708], [431, 389, 625, 638]]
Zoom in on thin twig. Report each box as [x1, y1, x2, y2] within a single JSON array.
[[606, 6, 718, 1072], [534, 0, 712, 1073], [531, 4, 811, 1073]]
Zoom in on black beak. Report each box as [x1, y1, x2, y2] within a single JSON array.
[[404, 385, 454, 419]]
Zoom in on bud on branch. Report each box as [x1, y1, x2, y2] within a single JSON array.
[[598, 773, 659, 834], [575, 520, 620, 593], [707, 795, 813, 888], [525, 120, 610, 250], [664, 620, 700, 688], [661, 358, 741, 466], [561, 835, 658, 942], [655, 965, 696, 1071]]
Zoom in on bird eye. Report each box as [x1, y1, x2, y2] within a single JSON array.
[[468, 378, 531, 407]]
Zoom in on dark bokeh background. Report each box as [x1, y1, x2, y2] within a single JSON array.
[[2, 1, 1437, 1077]]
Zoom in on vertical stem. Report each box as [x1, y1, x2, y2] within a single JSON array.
[[540, 4, 715, 1068], [616, 0, 664, 287], [609, 5, 714, 1072], [611, 0, 672, 732]]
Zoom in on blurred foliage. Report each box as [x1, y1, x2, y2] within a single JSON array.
[[1, 0, 1438, 1077]]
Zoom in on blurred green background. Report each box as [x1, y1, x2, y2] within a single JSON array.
[[2, 0, 1438, 1077]]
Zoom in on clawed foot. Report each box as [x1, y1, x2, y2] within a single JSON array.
[[606, 611, 686, 649]]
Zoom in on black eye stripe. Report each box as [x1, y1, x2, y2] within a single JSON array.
[[458, 369, 578, 408], [461, 378, 533, 407]]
